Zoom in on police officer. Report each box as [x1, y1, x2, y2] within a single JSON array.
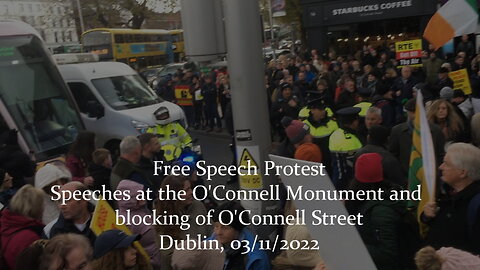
[[146, 106, 193, 161], [354, 87, 373, 144], [329, 107, 363, 190], [298, 91, 334, 121], [303, 98, 338, 175], [353, 87, 373, 118]]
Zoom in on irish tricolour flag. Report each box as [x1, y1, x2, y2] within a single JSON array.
[[423, 0, 478, 49]]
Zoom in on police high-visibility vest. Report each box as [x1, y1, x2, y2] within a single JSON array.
[[298, 106, 334, 120], [329, 128, 362, 153], [146, 122, 193, 161], [353, 102, 372, 117], [303, 119, 338, 138]]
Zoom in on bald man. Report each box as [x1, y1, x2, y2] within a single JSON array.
[[44, 181, 96, 245]]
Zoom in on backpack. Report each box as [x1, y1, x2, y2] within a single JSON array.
[[361, 202, 422, 270]]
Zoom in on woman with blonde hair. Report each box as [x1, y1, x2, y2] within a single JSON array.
[[0, 184, 44, 269], [427, 99, 467, 143], [39, 233, 93, 270]]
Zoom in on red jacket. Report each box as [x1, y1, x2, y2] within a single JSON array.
[[0, 209, 43, 269], [66, 155, 87, 182]]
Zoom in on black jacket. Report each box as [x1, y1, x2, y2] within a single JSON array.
[[88, 163, 112, 192], [0, 134, 35, 189], [388, 121, 445, 177], [48, 210, 96, 246], [424, 181, 480, 255]]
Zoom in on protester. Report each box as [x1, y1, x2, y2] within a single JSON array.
[[116, 180, 161, 269], [427, 99, 467, 143], [110, 136, 151, 191], [88, 148, 113, 192], [0, 184, 44, 270], [282, 117, 322, 163], [355, 125, 406, 187], [0, 169, 14, 207], [154, 175, 211, 270], [44, 181, 96, 245], [137, 133, 164, 193], [0, 128, 36, 189], [415, 246, 480, 270], [345, 153, 406, 270], [34, 163, 71, 224], [210, 201, 271, 270], [422, 143, 480, 254], [66, 131, 96, 185], [389, 98, 445, 177], [91, 229, 149, 270], [39, 233, 93, 270]]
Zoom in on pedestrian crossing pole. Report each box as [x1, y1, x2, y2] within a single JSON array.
[[223, 0, 279, 242]]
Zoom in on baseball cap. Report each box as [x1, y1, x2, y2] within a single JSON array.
[[93, 229, 141, 259]]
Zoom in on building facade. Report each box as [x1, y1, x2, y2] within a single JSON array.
[[0, 0, 78, 48], [299, 0, 438, 54]]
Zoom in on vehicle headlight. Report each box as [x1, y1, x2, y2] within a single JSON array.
[[131, 120, 151, 134]]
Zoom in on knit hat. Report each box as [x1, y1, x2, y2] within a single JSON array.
[[35, 163, 72, 189], [171, 241, 225, 270], [282, 117, 310, 144], [436, 247, 480, 270], [355, 153, 383, 183], [440, 87, 454, 100], [294, 143, 322, 163]]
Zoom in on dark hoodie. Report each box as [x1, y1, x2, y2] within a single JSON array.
[[0, 208, 43, 269]]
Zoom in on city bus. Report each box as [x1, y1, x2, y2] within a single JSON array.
[[169, 29, 184, 62], [0, 20, 84, 161], [82, 28, 174, 70]]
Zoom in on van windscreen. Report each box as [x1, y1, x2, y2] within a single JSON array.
[[92, 74, 163, 110]]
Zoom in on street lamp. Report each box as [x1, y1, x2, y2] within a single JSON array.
[[75, 0, 85, 33]]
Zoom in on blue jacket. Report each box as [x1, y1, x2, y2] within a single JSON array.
[[209, 228, 271, 270]]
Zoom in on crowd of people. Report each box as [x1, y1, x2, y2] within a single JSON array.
[[1, 34, 480, 270]]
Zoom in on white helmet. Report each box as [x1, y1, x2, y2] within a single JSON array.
[[154, 106, 171, 125]]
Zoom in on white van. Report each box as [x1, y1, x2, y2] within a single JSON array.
[[54, 54, 186, 153]]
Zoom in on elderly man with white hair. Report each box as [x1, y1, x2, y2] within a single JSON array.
[[422, 143, 480, 255], [110, 136, 151, 191]]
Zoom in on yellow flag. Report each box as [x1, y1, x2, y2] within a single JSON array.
[[90, 198, 151, 266]]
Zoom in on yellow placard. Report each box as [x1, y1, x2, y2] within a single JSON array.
[[395, 39, 422, 52], [90, 199, 150, 264], [239, 174, 263, 189], [174, 87, 193, 100], [239, 148, 258, 168], [448, 69, 472, 95]]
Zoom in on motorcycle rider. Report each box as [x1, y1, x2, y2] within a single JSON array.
[[146, 106, 193, 162]]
